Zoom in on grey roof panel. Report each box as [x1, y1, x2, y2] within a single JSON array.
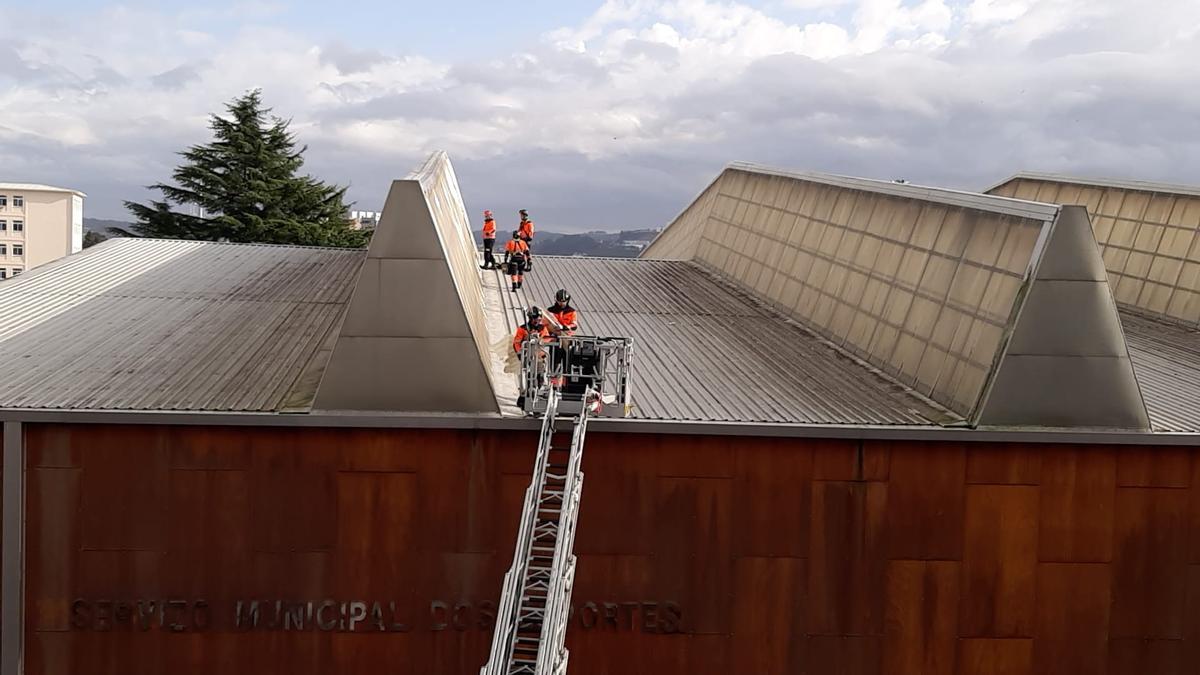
[[1121, 308, 1200, 432], [489, 255, 955, 426], [0, 238, 365, 411], [985, 171, 1200, 199]]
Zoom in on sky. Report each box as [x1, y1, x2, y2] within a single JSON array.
[[3, 0, 1200, 231]]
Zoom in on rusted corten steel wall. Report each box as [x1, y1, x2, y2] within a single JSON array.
[[21, 424, 1200, 674]]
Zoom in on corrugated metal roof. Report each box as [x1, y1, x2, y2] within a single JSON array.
[[1121, 308, 1200, 432], [984, 171, 1200, 199], [488, 255, 956, 426], [0, 238, 365, 412]]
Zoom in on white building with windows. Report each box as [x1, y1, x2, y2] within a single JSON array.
[[350, 209, 383, 230], [0, 183, 85, 279]]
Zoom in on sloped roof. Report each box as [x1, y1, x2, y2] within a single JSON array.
[[486, 256, 956, 426], [1120, 308, 1200, 432], [643, 162, 1149, 429], [0, 238, 363, 411], [987, 172, 1200, 329], [986, 171, 1200, 199], [0, 182, 86, 197], [5, 154, 1200, 434]]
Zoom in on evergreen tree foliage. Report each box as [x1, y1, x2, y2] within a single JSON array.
[[82, 230, 108, 248], [118, 91, 369, 248]]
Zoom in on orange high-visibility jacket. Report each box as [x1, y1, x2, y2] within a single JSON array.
[[505, 239, 529, 257], [482, 218, 496, 239], [518, 219, 535, 240], [513, 323, 549, 353], [549, 305, 578, 333]]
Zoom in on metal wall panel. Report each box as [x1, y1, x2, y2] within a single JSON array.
[[1033, 563, 1111, 674], [959, 485, 1038, 638], [19, 423, 1200, 674], [883, 560, 959, 675], [1110, 487, 1188, 638], [1038, 447, 1116, 562]]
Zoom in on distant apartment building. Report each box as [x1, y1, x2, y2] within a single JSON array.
[[350, 210, 382, 230], [0, 183, 85, 280]]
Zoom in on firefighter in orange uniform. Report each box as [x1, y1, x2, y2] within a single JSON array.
[[518, 209, 535, 269], [480, 210, 498, 269], [513, 307, 551, 409], [548, 289, 578, 335], [504, 231, 529, 292], [513, 307, 550, 354], [546, 289, 578, 390]]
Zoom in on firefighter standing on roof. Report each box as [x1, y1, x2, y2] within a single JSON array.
[[480, 210, 497, 269], [518, 209, 535, 270], [504, 231, 529, 292]]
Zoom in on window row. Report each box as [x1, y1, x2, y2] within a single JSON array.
[[0, 268, 22, 280], [0, 244, 24, 256], [0, 196, 23, 208], [0, 220, 24, 231]]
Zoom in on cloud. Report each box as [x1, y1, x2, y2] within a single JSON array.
[[2, 0, 1198, 235], [785, 0, 853, 9], [318, 42, 389, 76], [150, 63, 205, 90]]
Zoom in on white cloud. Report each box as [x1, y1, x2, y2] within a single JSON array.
[[785, 0, 854, 9], [964, 0, 1032, 26], [1, 0, 1198, 233]]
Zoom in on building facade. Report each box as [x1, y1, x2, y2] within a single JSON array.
[[0, 183, 85, 280], [3, 155, 1200, 674], [350, 210, 383, 229]]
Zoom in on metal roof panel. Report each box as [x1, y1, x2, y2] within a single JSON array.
[[0, 238, 365, 411], [486, 255, 956, 426], [1121, 308, 1200, 432]]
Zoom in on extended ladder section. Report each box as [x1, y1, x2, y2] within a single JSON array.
[[482, 333, 632, 675], [482, 389, 586, 675]]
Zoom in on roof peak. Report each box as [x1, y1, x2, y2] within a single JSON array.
[[985, 170, 1200, 198], [0, 182, 86, 197]]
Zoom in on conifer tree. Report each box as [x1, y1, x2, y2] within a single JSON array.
[[118, 90, 369, 247]]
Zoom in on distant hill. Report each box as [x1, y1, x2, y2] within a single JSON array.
[[86, 219, 659, 257], [83, 218, 135, 236], [82, 218, 135, 247], [472, 229, 660, 258]]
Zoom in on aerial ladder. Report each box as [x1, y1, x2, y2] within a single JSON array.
[[481, 317, 632, 675]]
